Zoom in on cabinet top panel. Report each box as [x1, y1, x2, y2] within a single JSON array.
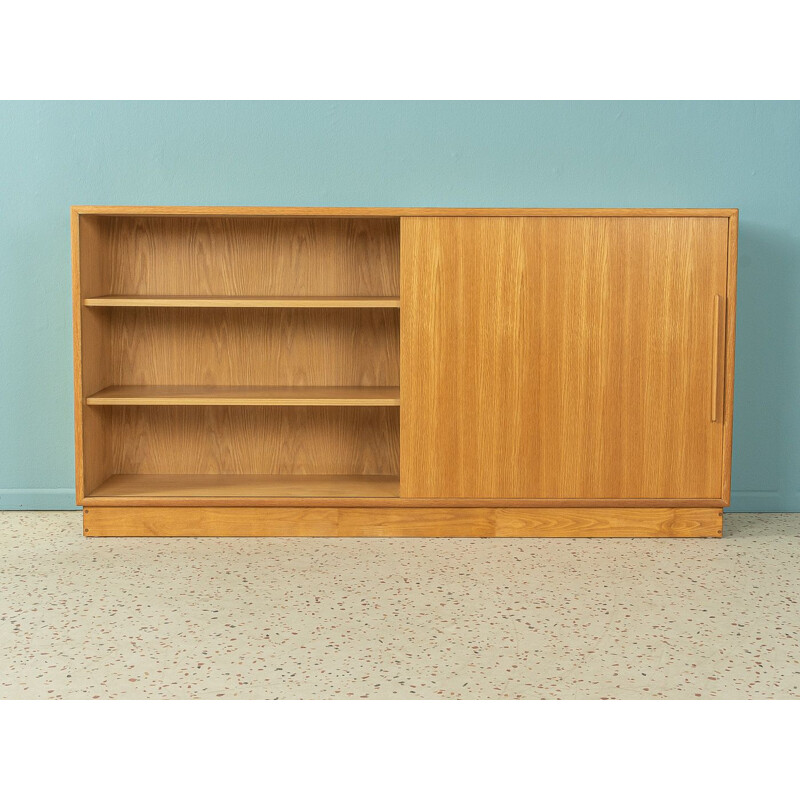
[[72, 206, 738, 218]]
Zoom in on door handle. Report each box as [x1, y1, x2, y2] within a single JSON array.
[[711, 294, 725, 422]]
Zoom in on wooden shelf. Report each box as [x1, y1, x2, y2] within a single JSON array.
[[86, 385, 400, 407], [75, 214, 403, 513], [88, 474, 400, 499], [84, 295, 401, 308]]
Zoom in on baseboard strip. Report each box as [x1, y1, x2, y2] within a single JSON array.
[[83, 506, 723, 538]]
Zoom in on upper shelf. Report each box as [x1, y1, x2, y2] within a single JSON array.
[[84, 295, 400, 309], [86, 385, 401, 407]]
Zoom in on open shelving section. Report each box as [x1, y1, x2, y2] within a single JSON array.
[[75, 212, 401, 503]]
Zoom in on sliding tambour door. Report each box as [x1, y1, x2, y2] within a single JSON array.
[[400, 216, 729, 500]]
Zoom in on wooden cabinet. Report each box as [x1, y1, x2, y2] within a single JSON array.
[[73, 207, 737, 538]]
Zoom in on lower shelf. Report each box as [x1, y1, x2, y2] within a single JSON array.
[[87, 473, 401, 499], [81, 506, 723, 537]]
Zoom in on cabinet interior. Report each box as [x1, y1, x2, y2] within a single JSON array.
[[78, 214, 401, 499]]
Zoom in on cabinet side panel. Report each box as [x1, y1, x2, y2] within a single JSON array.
[[722, 211, 738, 504], [72, 210, 83, 502], [75, 215, 112, 499]]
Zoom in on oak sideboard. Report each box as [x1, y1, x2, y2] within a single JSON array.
[[72, 207, 737, 537]]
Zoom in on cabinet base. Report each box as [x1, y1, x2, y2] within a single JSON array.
[[83, 506, 723, 538]]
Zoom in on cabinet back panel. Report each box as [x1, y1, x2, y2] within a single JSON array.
[[106, 406, 399, 476], [100, 216, 399, 296], [104, 307, 399, 386]]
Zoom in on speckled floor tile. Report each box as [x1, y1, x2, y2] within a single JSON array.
[[1, 512, 798, 699]]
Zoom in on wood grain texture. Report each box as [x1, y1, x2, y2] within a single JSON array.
[[104, 308, 399, 387], [73, 206, 738, 218], [493, 507, 721, 537], [74, 214, 111, 500], [82, 494, 725, 508], [74, 207, 737, 518], [401, 216, 729, 500], [721, 211, 738, 504], [89, 474, 400, 499], [105, 406, 399, 477], [101, 216, 399, 297], [84, 295, 401, 308], [84, 507, 342, 537], [83, 506, 723, 537], [72, 209, 83, 502], [86, 385, 400, 406]]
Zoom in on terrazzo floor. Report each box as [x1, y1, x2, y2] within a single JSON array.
[[1, 511, 798, 699]]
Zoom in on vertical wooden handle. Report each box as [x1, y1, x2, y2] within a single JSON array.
[[711, 294, 725, 422]]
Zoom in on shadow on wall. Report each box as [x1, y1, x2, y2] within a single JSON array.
[[729, 220, 799, 512]]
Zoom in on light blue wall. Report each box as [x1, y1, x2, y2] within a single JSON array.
[[1, 101, 798, 511]]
